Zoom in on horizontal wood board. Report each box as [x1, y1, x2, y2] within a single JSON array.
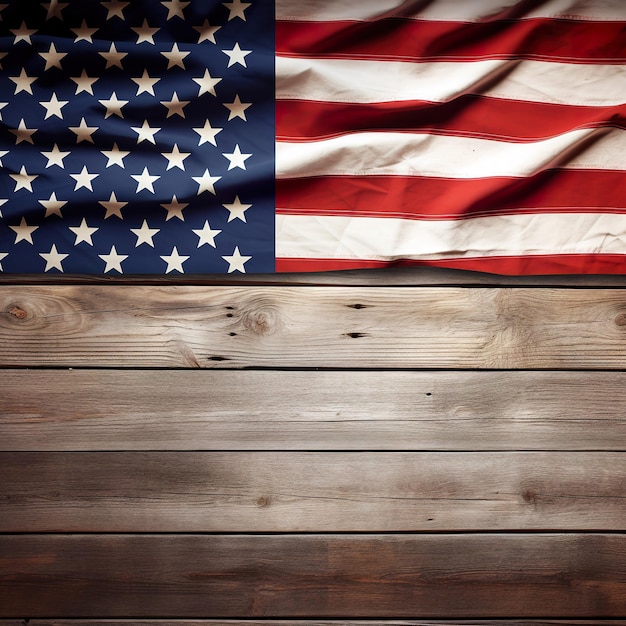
[[1, 534, 625, 618], [0, 619, 621, 626], [1, 452, 624, 532], [2, 369, 626, 451], [2, 286, 626, 368]]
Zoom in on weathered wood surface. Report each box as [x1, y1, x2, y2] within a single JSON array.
[[2, 369, 626, 451], [1, 534, 624, 618], [1, 452, 623, 532], [3, 286, 626, 368]]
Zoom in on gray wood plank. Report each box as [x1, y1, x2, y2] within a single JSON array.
[[2, 452, 624, 532], [3, 286, 626, 368], [1, 534, 624, 618], [2, 370, 626, 451]]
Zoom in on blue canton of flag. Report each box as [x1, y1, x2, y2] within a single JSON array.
[[0, 0, 275, 274]]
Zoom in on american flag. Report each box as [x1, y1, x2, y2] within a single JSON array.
[[1, 0, 626, 274]]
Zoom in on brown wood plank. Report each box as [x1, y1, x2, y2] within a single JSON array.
[[2, 267, 626, 286], [2, 615, 612, 623], [3, 286, 626, 368], [0, 534, 624, 618], [2, 369, 626, 451], [2, 452, 624, 532]]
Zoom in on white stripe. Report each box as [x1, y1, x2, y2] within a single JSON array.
[[276, 212, 626, 260], [276, 0, 626, 22], [276, 129, 626, 179], [276, 57, 626, 107]]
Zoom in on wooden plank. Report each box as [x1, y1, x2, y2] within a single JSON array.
[[2, 267, 626, 286], [2, 369, 626, 451], [2, 452, 624, 532], [1, 615, 620, 623], [3, 286, 626, 368], [1, 534, 624, 618]]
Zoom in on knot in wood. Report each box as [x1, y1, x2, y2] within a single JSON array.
[[242, 302, 281, 336], [256, 496, 271, 508], [615, 313, 626, 327], [7, 305, 28, 320]]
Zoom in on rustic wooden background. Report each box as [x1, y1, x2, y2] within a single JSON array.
[[1, 267, 625, 624]]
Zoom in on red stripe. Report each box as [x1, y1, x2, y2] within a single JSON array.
[[276, 18, 626, 63], [277, 170, 626, 220], [277, 98, 626, 142], [277, 254, 626, 275]]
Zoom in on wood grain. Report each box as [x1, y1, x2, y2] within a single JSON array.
[[2, 369, 626, 451], [3, 286, 626, 368], [2, 452, 623, 532], [1, 534, 624, 618]]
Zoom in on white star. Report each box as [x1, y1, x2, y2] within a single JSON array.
[[99, 192, 127, 218], [72, 20, 97, 43], [10, 217, 38, 244], [161, 42, 190, 69], [194, 19, 221, 43], [130, 220, 160, 247], [101, 142, 130, 168], [99, 42, 127, 68], [161, 195, 188, 221], [11, 22, 36, 44], [161, 92, 189, 118], [39, 192, 67, 217], [132, 70, 160, 96], [193, 120, 222, 146], [162, 144, 190, 170], [223, 94, 251, 121], [99, 92, 129, 118], [131, 167, 159, 193], [10, 166, 38, 192], [192, 169, 221, 195], [222, 144, 252, 170], [43, 0, 68, 19], [222, 42, 251, 67], [193, 220, 221, 248], [222, 246, 251, 273], [0, 52, 5, 69], [10, 119, 37, 144], [193, 69, 222, 96], [40, 93, 68, 119], [0, 102, 7, 120], [0, 251, 7, 271], [69, 117, 98, 143], [71, 69, 98, 95], [132, 20, 159, 44], [10, 69, 36, 94], [102, 0, 128, 19], [99, 245, 128, 273], [0, 199, 6, 217], [69, 218, 99, 245], [42, 144, 70, 168], [70, 166, 99, 191], [160, 246, 190, 273], [39, 43, 67, 70], [162, 0, 189, 19], [223, 0, 250, 21], [223, 196, 252, 222], [132, 120, 161, 144], [0, 150, 6, 166], [40, 244, 68, 271]]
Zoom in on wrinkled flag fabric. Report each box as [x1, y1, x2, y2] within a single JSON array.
[[1, 0, 625, 274]]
